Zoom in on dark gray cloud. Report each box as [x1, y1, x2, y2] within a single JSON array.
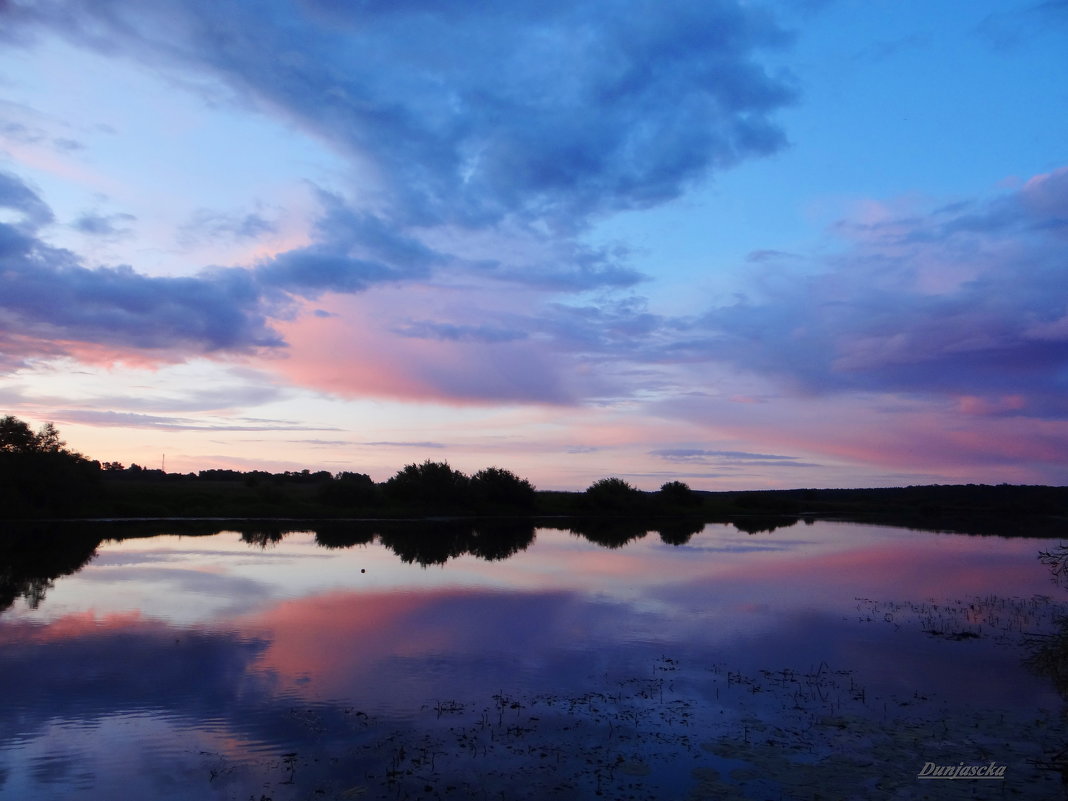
[[0, 171, 283, 358], [543, 297, 666, 355], [0, 119, 43, 145], [482, 240, 647, 291], [392, 320, 528, 344], [256, 192, 444, 296], [0, 236, 286, 353], [0, 170, 54, 227], [72, 211, 135, 237]]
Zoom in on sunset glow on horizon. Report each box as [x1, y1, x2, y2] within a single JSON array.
[[1, 1, 1066, 490]]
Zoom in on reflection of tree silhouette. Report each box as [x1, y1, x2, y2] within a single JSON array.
[[377, 521, 474, 566], [656, 519, 705, 546], [729, 516, 800, 535], [0, 524, 102, 611], [312, 522, 378, 549], [240, 526, 288, 549], [373, 520, 538, 566], [468, 520, 535, 561], [563, 518, 651, 549]]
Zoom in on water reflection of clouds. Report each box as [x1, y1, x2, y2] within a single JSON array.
[[0, 615, 269, 745], [73, 567, 276, 619], [89, 548, 332, 567], [1, 522, 1065, 799], [672, 540, 818, 554]]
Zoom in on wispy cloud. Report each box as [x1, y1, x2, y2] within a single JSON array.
[[651, 448, 821, 467], [177, 208, 277, 246], [363, 441, 447, 449], [51, 409, 338, 432], [72, 211, 135, 238]]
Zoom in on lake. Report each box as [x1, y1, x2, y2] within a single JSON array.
[[1, 518, 1065, 800]]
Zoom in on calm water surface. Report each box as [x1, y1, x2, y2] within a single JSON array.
[[1, 519, 1065, 799]]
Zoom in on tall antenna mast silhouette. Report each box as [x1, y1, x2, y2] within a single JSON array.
[[162, 453, 166, 472]]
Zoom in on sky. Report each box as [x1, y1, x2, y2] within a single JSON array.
[[0, 0, 1066, 490]]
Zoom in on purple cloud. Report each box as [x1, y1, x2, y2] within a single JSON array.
[[693, 168, 1068, 418], [0, 172, 284, 358]]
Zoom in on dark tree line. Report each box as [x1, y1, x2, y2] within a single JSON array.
[[0, 416, 101, 517], [4, 416, 1065, 531]]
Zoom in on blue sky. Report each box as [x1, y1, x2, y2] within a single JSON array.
[[1, 0, 1066, 489]]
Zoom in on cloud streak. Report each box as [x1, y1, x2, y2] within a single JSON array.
[[50, 409, 339, 432], [651, 448, 821, 468]]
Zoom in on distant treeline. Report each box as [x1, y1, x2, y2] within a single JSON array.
[[2, 415, 1067, 536]]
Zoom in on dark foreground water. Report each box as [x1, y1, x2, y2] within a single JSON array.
[[1, 518, 1066, 800]]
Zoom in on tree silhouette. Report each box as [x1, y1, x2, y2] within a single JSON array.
[[657, 480, 701, 508], [584, 477, 644, 511], [318, 471, 378, 508], [0, 415, 100, 517], [384, 460, 471, 509], [470, 467, 536, 510], [1, 415, 47, 453]]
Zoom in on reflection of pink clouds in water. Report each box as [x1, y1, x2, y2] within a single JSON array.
[[214, 523, 1063, 712], [715, 536, 1046, 602], [403, 524, 1052, 613], [238, 590, 430, 689], [646, 525, 1051, 613], [235, 587, 596, 707], [0, 610, 153, 644]]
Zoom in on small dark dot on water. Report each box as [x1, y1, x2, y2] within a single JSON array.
[[361, 568, 366, 573]]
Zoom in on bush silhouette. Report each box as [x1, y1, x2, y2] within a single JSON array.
[[384, 460, 471, 508], [317, 471, 378, 508], [584, 477, 644, 511], [470, 467, 536, 510], [658, 480, 701, 508]]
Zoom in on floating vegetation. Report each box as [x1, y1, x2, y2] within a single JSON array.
[[852, 593, 1063, 642]]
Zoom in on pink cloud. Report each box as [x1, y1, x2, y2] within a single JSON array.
[[658, 392, 1068, 485], [271, 293, 571, 405]]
